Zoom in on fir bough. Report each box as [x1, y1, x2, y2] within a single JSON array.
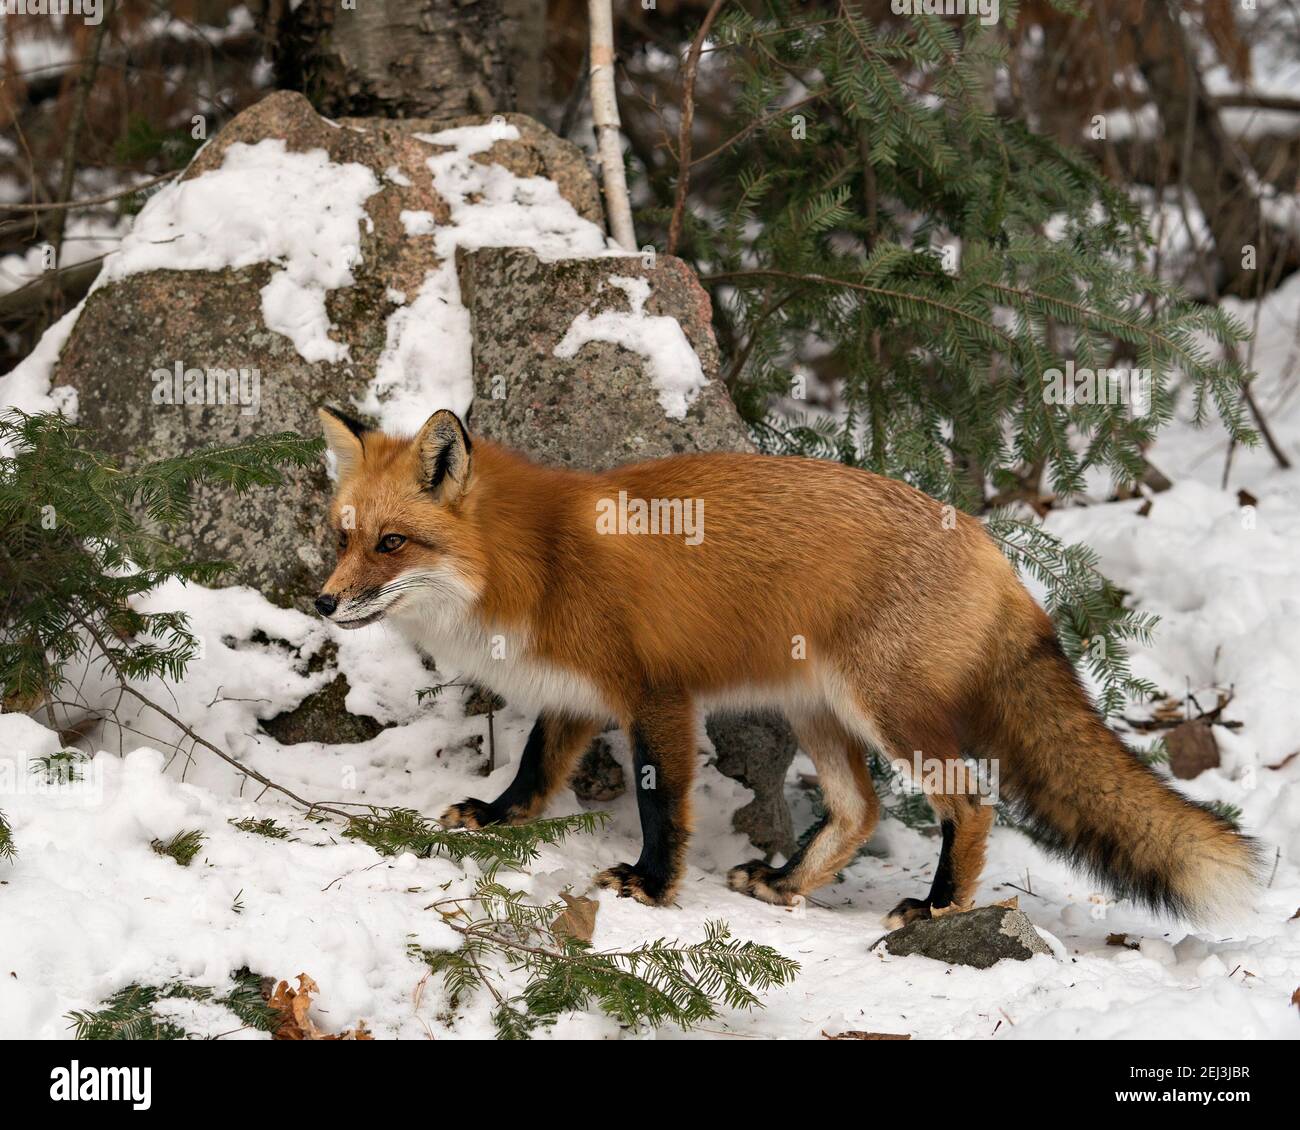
[[418, 880, 800, 1039], [0, 409, 322, 708], [669, 3, 1256, 714], [344, 807, 608, 868], [68, 974, 277, 1040]]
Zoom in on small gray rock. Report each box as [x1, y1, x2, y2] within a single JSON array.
[[570, 735, 626, 803], [706, 712, 798, 859], [881, 906, 1053, 969]]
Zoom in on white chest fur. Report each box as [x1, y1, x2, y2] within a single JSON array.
[[391, 584, 610, 719]]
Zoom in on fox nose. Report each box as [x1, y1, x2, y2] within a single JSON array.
[[314, 594, 338, 617]]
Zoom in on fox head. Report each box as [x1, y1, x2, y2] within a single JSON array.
[[314, 406, 484, 630]]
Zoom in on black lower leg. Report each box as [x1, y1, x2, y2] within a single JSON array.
[[627, 722, 684, 899], [444, 718, 548, 827], [489, 717, 548, 817], [924, 818, 956, 908], [887, 818, 955, 924]]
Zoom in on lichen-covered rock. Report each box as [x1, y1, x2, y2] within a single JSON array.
[[705, 713, 798, 859], [458, 245, 755, 468], [570, 735, 626, 803], [881, 906, 1054, 969]]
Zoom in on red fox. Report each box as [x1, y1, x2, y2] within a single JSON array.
[[314, 405, 1262, 925]]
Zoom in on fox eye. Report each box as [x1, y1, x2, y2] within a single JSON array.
[[377, 533, 406, 553], [338, 530, 348, 551]]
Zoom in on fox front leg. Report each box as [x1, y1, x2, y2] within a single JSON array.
[[440, 713, 600, 828], [594, 695, 695, 907]]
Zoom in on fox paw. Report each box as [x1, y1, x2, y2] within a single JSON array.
[[594, 862, 674, 907], [438, 797, 503, 830], [882, 897, 933, 930], [726, 860, 801, 907]]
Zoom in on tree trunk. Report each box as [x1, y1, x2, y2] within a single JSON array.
[[273, 0, 535, 119], [1134, 0, 1299, 297]]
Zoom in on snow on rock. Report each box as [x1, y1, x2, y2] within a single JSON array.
[[553, 275, 710, 419], [360, 121, 616, 433], [101, 139, 380, 365]]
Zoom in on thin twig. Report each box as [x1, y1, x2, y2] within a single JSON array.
[[0, 170, 179, 214], [587, 0, 637, 250], [666, 0, 728, 255]]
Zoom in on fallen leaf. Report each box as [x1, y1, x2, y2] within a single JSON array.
[[551, 891, 599, 944], [822, 1029, 910, 1040], [1166, 718, 1220, 780], [931, 897, 1012, 919], [1106, 933, 1140, 950], [1291, 987, 1299, 1010], [267, 972, 373, 1040]]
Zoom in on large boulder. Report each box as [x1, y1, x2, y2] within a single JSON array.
[[52, 91, 601, 606]]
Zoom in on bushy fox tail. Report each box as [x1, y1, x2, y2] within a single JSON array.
[[974, 622, 1263, 924]]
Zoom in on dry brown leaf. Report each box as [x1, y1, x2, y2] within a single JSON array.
[[551, 891, 599, 944], [1291, 987, 1300, 1011], [822, 1029, 910, 1040], [267, 972, 373, 1040], [929, 896, 1016, 920]]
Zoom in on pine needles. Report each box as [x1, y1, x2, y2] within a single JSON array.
[[67, 974, 278, 1040], [418, 879, 800, 1039], [0, 409, 322, 705], [344, 807, 608, 868], [150, 829, 206, 867]]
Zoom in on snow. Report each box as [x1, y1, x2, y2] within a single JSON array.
[[0, 301, 83, 433], [360, 122, 617, 433], [2, 113, 1299, 1042], [553, 275, 710, 419], [101, 139, 380, 365]]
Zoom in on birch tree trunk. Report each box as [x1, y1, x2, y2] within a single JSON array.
[[587, 0, 637, 250]]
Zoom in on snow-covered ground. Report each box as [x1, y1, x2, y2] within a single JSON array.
[[1, 127, 1299, 1040]]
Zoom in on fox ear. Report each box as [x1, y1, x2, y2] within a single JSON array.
[[415, 409, 472, 503], [318, 406, 368, 481]]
